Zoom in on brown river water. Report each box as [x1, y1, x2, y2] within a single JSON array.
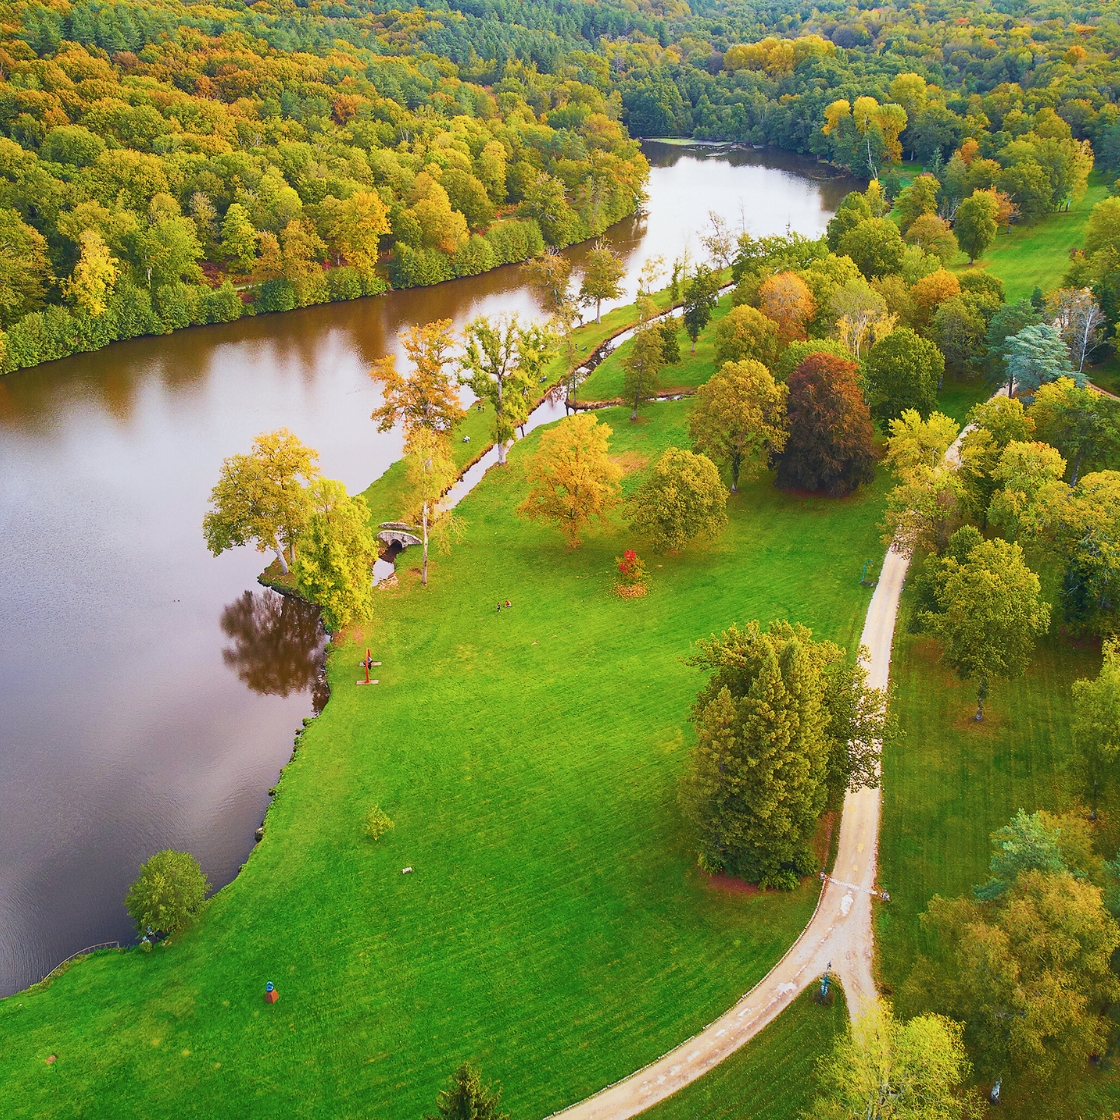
[[0, 143, 850, 996]]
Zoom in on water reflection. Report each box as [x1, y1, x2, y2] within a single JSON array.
[[220, 590, 328, 712]]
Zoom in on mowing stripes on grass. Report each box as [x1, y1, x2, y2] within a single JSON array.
[[877, 586, 1120, 1118], [636, 987, 847, 1120], [0, 398, 889, 1120]]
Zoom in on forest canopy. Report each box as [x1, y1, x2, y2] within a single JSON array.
[[6, 0, 1120, 372]]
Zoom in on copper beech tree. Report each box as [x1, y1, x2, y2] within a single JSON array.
[[776, 353, 876, 496]]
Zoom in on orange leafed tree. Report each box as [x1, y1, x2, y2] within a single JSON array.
[[369, 318, 464, 436], [758, 271, 816, 344]]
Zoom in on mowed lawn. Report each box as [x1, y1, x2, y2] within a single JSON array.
[[578, 296, 732, 404], [877, 588, 1120, 1116], [955, 177, 1109, 302], [639, 987, 847, 1120], [0, 389, 890, 1119]]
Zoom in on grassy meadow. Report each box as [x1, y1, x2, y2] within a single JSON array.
[[954, 177, 1109, 302], [0, 298, 895, 1119], [877, 584, 1119, 1116]]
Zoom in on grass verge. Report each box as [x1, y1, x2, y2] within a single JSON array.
[[637, 987, 847, 1120]]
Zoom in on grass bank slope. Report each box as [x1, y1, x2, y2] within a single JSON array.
[[0, 392, 888, 1119]]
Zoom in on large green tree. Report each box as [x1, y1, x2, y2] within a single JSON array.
[[688, 359, 788, 492], [629, 447, 727, 552], [1005, 323, 1081, 395], [682, 265, 720, 353], [862, 327, 943, 428], [922, 867, 1119, 1085], [425, 1063, 508, 1120], [681, 619, 881, 888], [954, 189, 1000, 263], [291, 478, 378, 632], [1030, 378, 1120, 484], [125, 850, 210, 936], [579, 242, 625, 324], [806, 1000, 981, 1120], [459, 315, 554, 464], [621, 321, 665, 420], [923, 537, 1051, 719], [838, 216, 906, 278]]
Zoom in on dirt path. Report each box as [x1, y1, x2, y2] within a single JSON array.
[[545, 548, 911, 1120]]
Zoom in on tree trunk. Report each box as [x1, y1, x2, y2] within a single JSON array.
[[1071, 449, 1083, 486], [596, 298, 602, 325], [421, 502, 429, 586], [273, 533, 290, 575], [975, 677, 988, 722], [497, 440, 507, 465], [731, 454, 740, 493]]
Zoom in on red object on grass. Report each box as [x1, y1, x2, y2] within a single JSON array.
[[265, 988, 279, 1004]]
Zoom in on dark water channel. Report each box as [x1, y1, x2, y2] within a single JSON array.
[[0, 143, 849, 996]]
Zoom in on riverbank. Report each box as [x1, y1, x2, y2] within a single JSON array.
[[0, 292, 893, 1118]]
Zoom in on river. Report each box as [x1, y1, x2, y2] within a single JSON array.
[[0, 142, 850, 997]]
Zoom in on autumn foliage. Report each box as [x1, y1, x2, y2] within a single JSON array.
[[776, 353, 876, 496]]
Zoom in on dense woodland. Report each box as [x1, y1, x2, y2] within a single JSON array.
[[6, 0, 1120, 371]]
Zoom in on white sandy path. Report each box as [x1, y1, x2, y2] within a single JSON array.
[[544, 548, 914, 1120], [544, 419, 987, 1120]]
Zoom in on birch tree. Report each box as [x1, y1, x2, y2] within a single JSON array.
[[459, 315, 554, 463]]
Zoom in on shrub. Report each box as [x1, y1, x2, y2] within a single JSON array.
[[365, 805, 395, 841], [256, 278, 297, 313], [199, 281, 244, 324], [629, 447, 728, 552], [390, 243, 453, 288], [327, 266, 364, 301], [293, 272, 329, 308], [485, 218, 545, 265], [452, 234, 498, 277], [124, 849, 210, 935], [154, 283, 202, 332], [616, 549, 648, 585], [360, 270, 388, 297], [110, 279, 161, 339]]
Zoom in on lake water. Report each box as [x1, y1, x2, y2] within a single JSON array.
[[0, 143, 850, 996]]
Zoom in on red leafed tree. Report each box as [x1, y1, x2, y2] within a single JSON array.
[[776, 353, 876, 496]]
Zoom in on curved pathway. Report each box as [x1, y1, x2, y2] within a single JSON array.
[[546, 547, 912, 1120]]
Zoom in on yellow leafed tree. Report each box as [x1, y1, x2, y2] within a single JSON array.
[[518, 413, 623, 547]]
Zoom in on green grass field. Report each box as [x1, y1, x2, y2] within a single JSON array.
[[638, 987, 847, 1120], [578, 297, 733, 404], [954, 177, 1109, 303], [0, 294, 895, 1118], [878, 587, 1120, 1117]]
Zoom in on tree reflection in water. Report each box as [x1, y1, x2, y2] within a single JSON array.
[[220, 590, 328, 712]]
